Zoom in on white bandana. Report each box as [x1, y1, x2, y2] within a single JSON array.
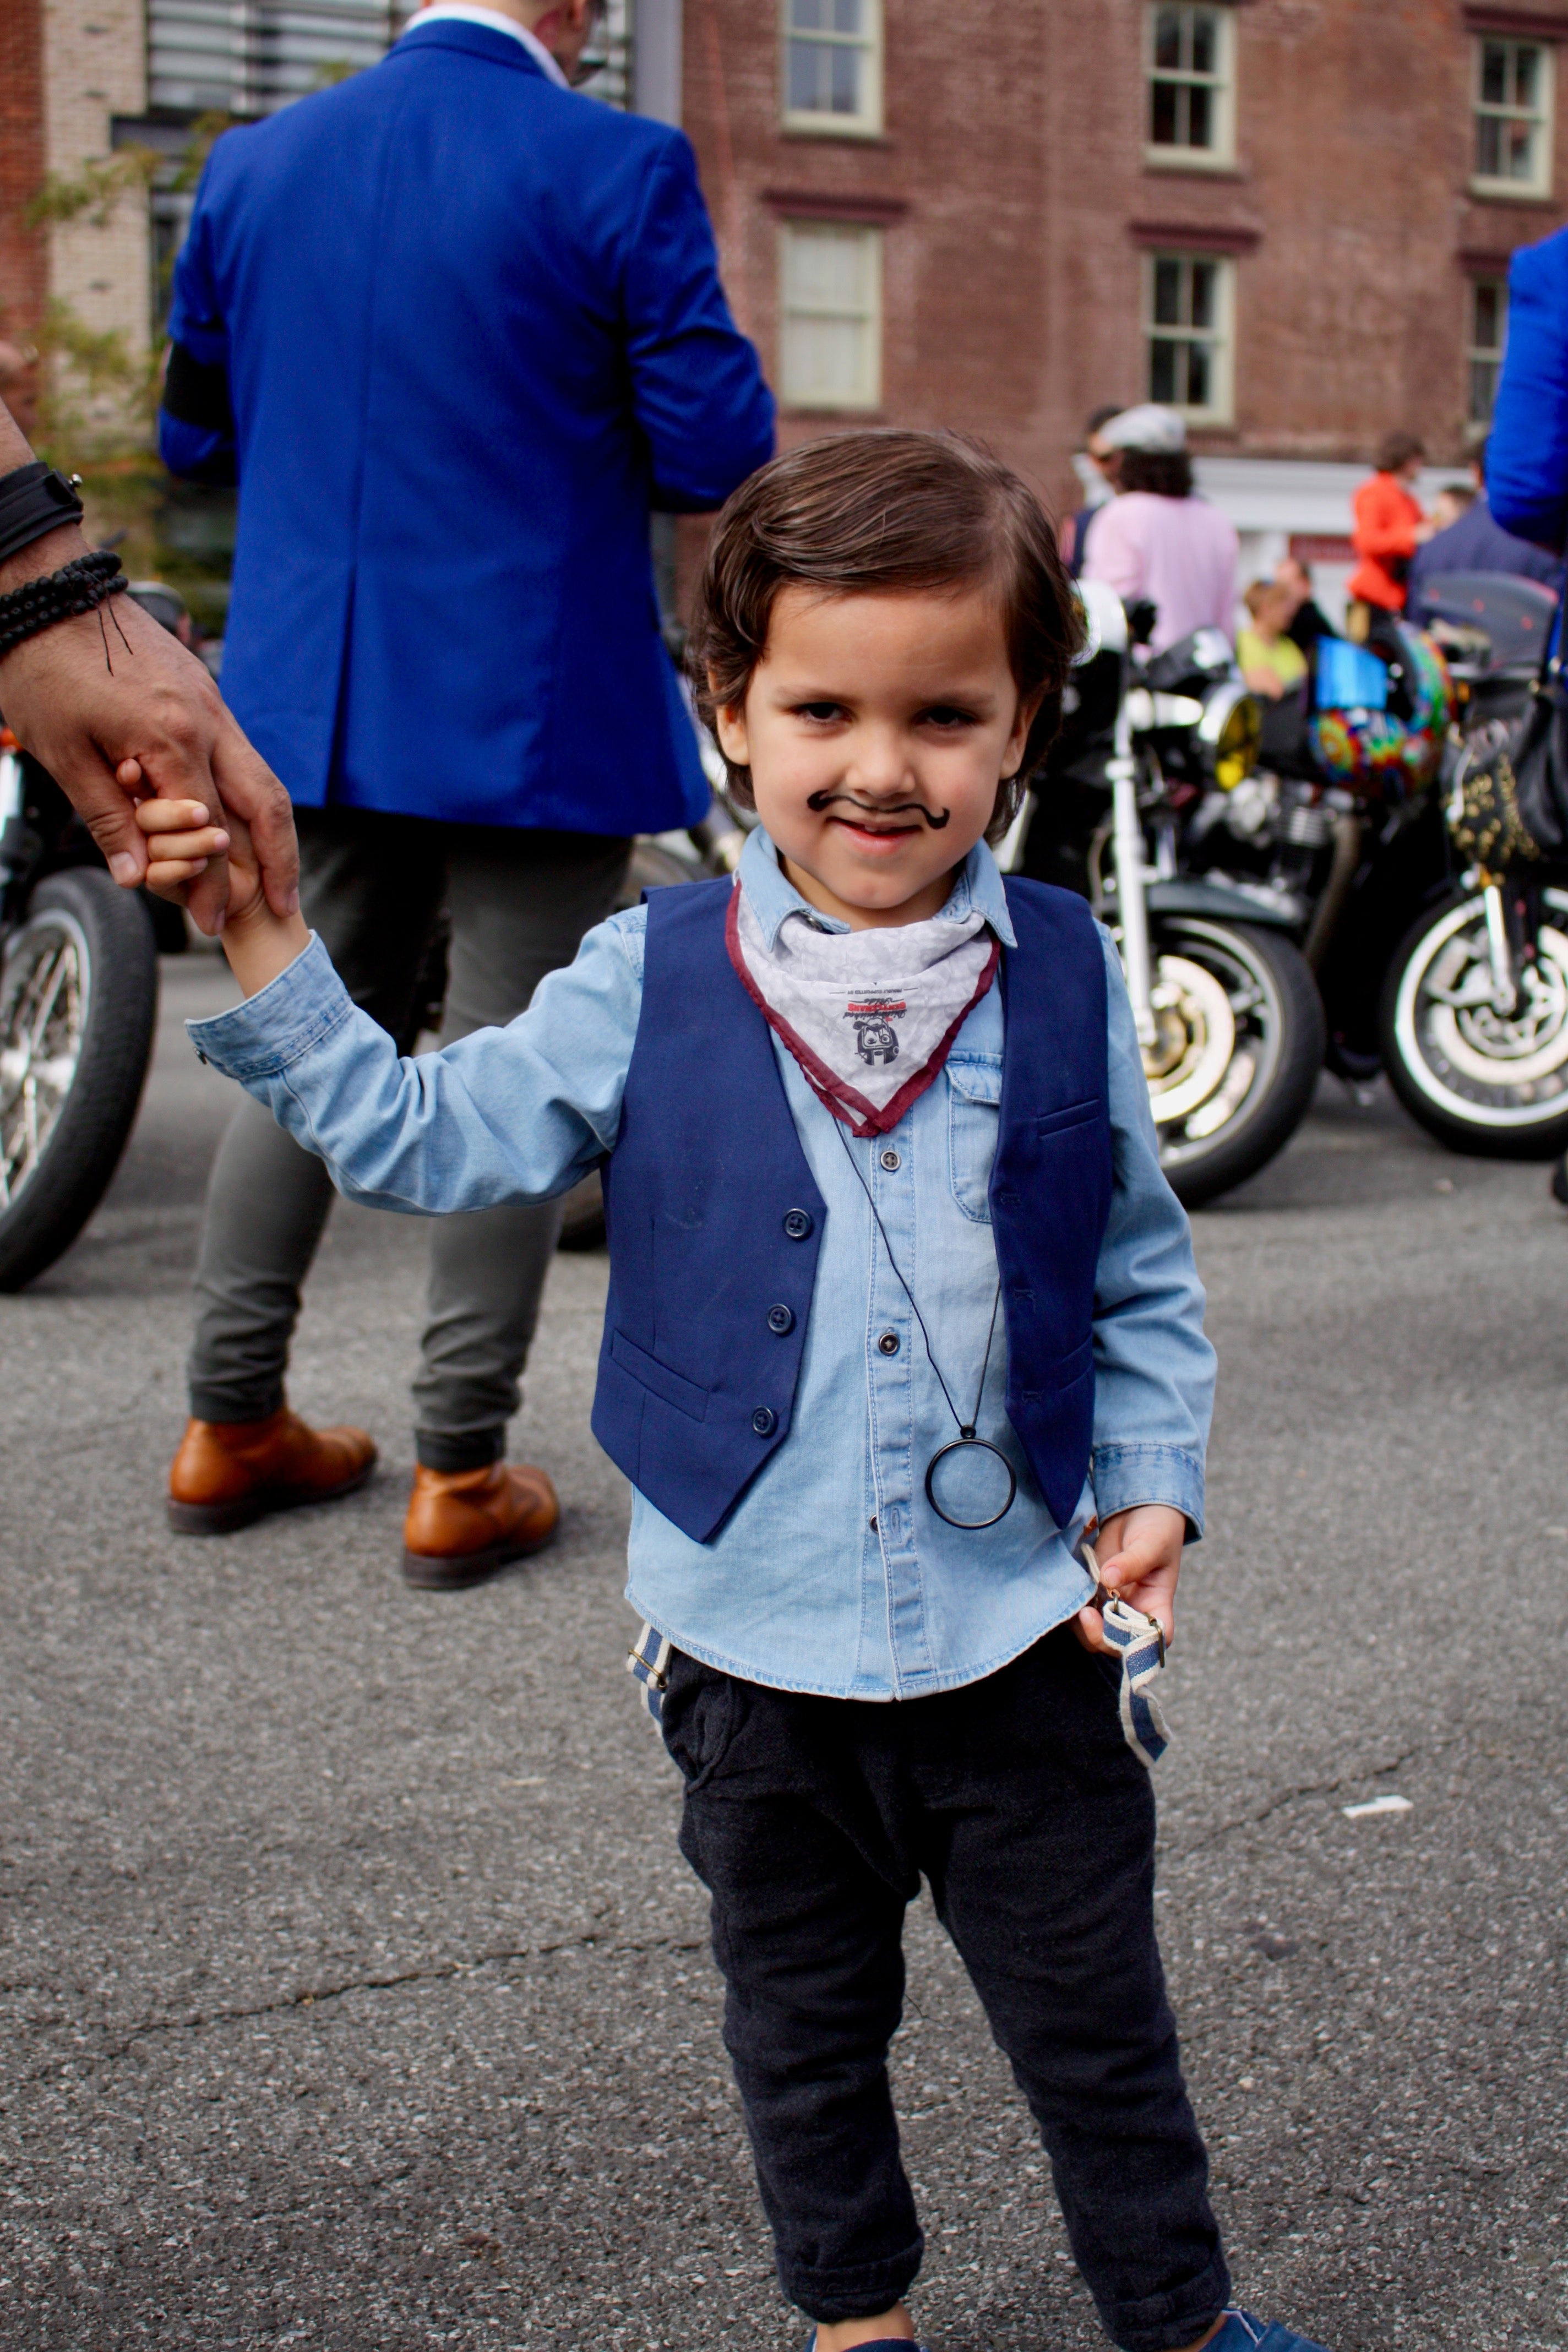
[[726, 881, 1000, 1138]]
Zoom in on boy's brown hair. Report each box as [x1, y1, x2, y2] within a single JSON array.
[[688, 430, 1084, 845]]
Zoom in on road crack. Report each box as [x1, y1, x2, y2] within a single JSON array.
[[7, 1927, 707, 2087]]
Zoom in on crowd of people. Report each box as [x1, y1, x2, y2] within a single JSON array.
[[1061, 406, 1562, 695]]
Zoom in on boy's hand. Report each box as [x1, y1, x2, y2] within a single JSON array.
[[1075, 1504, 1186, 1657], [133, 790, 309, 994]]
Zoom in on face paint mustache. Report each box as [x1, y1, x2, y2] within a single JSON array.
[[805, 790, 951, 830]]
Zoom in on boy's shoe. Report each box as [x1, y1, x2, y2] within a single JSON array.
[[802, 2338, 926, 2352], [167, 1406, 377, 1533], [803, 2339, 926, 2351], [401, 1461, 559, 1589], [1210, 2311, 1332, 2352]]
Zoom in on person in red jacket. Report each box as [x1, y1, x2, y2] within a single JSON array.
[[1347, 431, 1433, 629]]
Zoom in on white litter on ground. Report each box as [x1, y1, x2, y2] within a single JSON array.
[[1342, 1794, 1413, 1819]]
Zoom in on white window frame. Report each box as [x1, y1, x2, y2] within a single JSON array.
[[778, 220, 884, 412], [1471, 35, 1555, 199], [1466, 276, 1510, 435], [1144, 3, 1235, 171], [1143, 251, 1235, 426], [781, 0, 884, 138]]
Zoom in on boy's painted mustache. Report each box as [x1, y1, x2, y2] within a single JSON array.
[[805, 790, 951, 830]]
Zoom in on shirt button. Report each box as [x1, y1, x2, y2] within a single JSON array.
[[752, 1406, 777, 1435], [766, 1303, 794, 1335], [878, 1330, 900, 1356], [880, 1147, 901, 1170], [783, 1208, 814, 1239]]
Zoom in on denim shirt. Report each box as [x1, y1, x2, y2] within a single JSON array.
[[188, 831, 1214, 1701]]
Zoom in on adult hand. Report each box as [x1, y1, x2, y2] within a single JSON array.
[[0, 521, 298, 934]]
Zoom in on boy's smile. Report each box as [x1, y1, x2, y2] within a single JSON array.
[[713, 584, 1040, 930]]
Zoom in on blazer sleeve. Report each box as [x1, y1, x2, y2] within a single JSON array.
[[619, 132, 775, 513], [158, 169, 239, 487], [1488, 232, 1568, 552]]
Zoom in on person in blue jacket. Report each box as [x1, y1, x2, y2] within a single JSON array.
[[1467, 228, 1568, 1212], [156, 0, 775, 1586]]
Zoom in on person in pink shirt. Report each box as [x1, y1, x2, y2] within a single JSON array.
[[1081, 404, 1239, 653]]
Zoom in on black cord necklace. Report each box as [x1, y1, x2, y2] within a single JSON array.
[[832, 1121, 1016, 1531]]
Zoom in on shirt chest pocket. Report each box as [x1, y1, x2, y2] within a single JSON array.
[[946, 1055, 1003, 1223]]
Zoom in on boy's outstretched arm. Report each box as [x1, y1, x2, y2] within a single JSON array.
[[135, 797, 639, 1217]]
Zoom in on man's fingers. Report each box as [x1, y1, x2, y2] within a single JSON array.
[[75, 791, 150, 889], [211, 724, 298, 917]]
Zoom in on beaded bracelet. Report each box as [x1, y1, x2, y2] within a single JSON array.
[[0, 550, 128, 662]]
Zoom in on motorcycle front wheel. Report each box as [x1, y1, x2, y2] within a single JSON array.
[[0, 868, 159, 1291], [1380, 888, 1568, 1157], [1141, 917, 1326, 1210]]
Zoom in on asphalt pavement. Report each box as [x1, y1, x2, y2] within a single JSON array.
[[2, 948, 1566, 2352]]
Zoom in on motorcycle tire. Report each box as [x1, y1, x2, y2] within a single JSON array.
[[1379, 888, 1568, 1158], [1148, 917, 1326, 1211], [0, 868, 159, 1291]]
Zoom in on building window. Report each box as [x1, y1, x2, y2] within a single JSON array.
[[779, 222, 883, 410], [1467, 278, 1509, 429], [1145, 4, 1234, 167], [1472, 37, 1554, 197], [782, 0, 883, 135], [1145, 251, 1234, 422]]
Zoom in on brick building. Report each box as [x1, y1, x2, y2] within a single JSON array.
[[4, 0, 1567, 613], [679, 0, 1568, 611]]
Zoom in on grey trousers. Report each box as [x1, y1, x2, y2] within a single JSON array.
[[187, 807, 630, 1469]]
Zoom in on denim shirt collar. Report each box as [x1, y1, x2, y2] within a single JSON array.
[[738, 827, 1018, 952]]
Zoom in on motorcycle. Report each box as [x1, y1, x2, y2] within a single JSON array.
[[0, 732, 160, 1289], [1017, 582, 1326, 1208], [1370, 574, 1568, 1157], [0, 581, 206, 1291]]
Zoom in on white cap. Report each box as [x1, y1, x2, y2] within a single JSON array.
[[1099, 403, 1188, 454]]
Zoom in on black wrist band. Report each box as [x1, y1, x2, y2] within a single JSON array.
[[0, 551, 127, 662], [0, 462, 86, 569]]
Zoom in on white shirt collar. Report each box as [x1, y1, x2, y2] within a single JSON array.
[[402, 4, 570, 88]]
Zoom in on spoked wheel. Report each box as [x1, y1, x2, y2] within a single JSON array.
[[1380, 888, 1568, 1157], [0, 869, 158, 1289], [1141, 917, 1326, 1209]]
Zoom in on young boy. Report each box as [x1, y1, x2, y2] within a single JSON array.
[[137, 432, 1329, 2352]]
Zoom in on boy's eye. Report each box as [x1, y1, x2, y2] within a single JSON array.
[[919, 705, 979, 730], [793, 700, 848, 723]]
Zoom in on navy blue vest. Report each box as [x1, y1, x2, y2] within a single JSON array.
[[591, 876, 1112, 1543]]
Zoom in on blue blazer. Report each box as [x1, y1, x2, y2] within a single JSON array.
[[159, 19, 775, 834], [1488, 225, 1568, 558]]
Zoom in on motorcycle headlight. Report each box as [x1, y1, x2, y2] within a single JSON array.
[[1199, 684, 1263, 790]]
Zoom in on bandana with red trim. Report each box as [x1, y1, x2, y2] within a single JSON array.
[[726, 881, 1000, 1139]]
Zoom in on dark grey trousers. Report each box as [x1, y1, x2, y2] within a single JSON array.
[[187, 807, 629, 1468]]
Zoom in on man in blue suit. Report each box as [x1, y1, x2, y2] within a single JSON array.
[[156, 0, 775, 1586]]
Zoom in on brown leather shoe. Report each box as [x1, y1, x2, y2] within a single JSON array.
[[402, 1461, 559, 1591], [168, 1407, 377, 1535]]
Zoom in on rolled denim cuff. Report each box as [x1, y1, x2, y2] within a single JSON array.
[[1090, 1442, 1205, 1543], [186, 932, 355, 1081]]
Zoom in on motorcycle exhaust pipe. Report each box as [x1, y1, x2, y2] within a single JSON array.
[[1302, 810, 1362, 973]]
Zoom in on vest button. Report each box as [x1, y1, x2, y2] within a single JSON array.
[[783, 1208, 814, 1239], [878, 1330, 900, 1355], [767, 1304, 794, 1335], [879, 1147, 901, 1171], [752, 1406, 777, 1436]]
